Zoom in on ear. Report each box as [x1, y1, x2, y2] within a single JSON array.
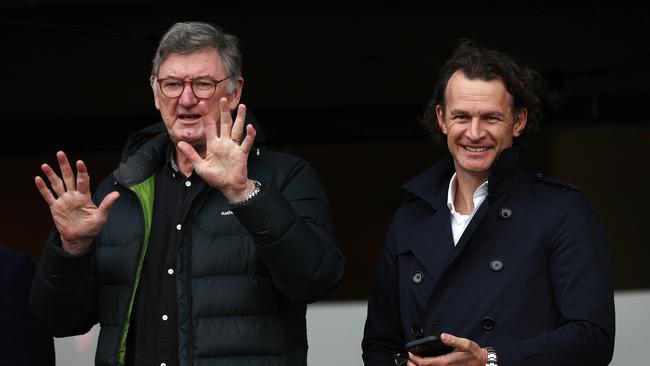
[[435, 105, 448, 135], [150, 75, 161, 111], [513, 108, 528, 137], [227, 77, 245, 111]]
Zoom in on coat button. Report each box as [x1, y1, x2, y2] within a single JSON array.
[[410, 326, 424, 338], [481, 316, 496, 330], [499, 207, 513, 219], [412, 271, 424, 284], [490, 260, 504, 272]]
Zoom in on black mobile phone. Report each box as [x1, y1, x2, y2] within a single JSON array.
[[405, 335, 453, 358]]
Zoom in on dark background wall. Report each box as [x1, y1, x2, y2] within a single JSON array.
[[1, 0, 648, 300]]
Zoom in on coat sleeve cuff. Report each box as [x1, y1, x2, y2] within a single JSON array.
[[231, 182, 329, 286], [231, 182, 296, 246], [39, 232, 94, 289]]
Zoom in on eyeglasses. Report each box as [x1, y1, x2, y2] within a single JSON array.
[[156, 76, 231, 99]]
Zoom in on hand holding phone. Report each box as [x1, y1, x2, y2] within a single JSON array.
[[405, 335, 454, 358]]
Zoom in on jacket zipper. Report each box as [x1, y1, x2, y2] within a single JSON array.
[[113, 176, 156, 365]]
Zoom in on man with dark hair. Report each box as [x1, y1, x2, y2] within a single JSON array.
[[0, 245, 55, 366], [31, 21, 344, 366], [362, 40, 615, 366]]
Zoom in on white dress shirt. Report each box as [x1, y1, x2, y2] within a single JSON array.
[[446, 173, 488, 245]]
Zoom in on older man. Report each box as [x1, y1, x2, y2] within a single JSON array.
[[362, 41, 615, 366], [31, 21, 344, 366]]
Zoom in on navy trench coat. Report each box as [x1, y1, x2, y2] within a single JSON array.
[[362, 149, 615, 366]]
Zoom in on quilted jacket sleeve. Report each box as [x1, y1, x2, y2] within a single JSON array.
[[30, 232, 99, 337], [231, 154, 344, 303]]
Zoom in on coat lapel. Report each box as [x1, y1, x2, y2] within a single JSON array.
[[399, 149, 520, 311], [453, 200, 490, 256], [400, 157, 455, 310], [405, 207, 455, 299], [403, 200, 494, 312]]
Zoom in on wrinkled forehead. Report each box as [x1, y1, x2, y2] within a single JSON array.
[[157, 48, 225, 77]]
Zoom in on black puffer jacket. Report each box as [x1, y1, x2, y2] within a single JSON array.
[[31, 120, 345, 366]]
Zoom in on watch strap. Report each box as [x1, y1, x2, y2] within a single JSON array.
[[486, 346, 498, 366]]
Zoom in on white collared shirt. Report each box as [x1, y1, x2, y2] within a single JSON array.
[[446, 173, 488, 246]]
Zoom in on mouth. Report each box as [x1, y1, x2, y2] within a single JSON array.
[[462, 145, 490, 153], [178, 113, 202, 121]]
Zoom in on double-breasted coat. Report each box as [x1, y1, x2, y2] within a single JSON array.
[[362, 148, 615, 365]]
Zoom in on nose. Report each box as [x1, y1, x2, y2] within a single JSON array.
[[467, 117, 485, 140], [178, 82, 198, 107]]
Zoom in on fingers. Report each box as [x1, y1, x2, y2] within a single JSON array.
[[211, 98, 249, 148], [57, 151, 76, 192], [34, 176, 56, 206], [76, 160, 91, 195], [198, 101, 218, 141], [407, 352, 431, 366], [240, 124, 257, 154], [406, 334, 482, 366], [231, 103, 247, 143], [219, 97, 233, 139], [408, 352, 423, 365], [200, 99, 245, 144], [40, 163, 65, 197], [440, 333, 485, 363], [37, 153, 92, 203]]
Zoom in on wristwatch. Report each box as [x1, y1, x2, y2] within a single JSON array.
[[485, 347, 498, 366], [229, 180, 262, 208]]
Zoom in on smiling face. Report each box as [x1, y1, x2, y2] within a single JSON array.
[[436, 70, 527, 182], [152, 48, 243, 155]]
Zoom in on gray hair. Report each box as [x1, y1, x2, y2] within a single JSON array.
[[151, 21, 242, 93]]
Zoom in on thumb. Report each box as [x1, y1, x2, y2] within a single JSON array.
[[97, 191, 120, 217], [440, 333, 461, 348], [441, 333, 483, 356], [177, 141, 203, 166]]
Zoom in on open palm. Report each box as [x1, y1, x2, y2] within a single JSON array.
[[35, 151, 119, 254], [177, 98, 257, 201]]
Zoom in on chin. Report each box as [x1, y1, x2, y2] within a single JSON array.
[[458, 160, 494, 176], [175, 126, 203, 140], [181, 137, 206, 149]]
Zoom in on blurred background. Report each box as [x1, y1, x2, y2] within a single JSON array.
[[1, 0, 648, 364]]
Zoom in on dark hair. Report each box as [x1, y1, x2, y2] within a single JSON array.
[[420, 39, 542, 147]]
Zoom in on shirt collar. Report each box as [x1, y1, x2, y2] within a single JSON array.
[[168, 144, 180, 173], [446, 172, 489, 215]]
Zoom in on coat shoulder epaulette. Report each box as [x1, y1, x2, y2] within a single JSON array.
[[530, 172, 582, 192]]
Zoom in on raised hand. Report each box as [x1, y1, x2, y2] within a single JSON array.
[[407, 333, 487, 366], [34, 151, 120, 255], [177, 97, 257, 202]]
